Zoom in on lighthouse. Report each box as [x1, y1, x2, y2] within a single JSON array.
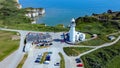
[[69, 18, 76, 43], [68, 18, 86, 44]]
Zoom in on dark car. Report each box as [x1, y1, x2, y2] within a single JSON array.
[[35, 57, 41, 63], [54, 63, 60, 66], [35, 59, 40, 63], [48, 52, 52, 54], [49, 43, 53, 45], [36, 57, 41, 60], [75, 58, 81, 63], [45, 55, 51, 61]]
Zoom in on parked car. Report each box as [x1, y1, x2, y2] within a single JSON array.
[[48, 52, 52, 54], [44, 61, 50, 64], [35, 56, 41, 63], [36, 57, 41, 60], [77, 63, 83, 67], [54, 62, 60, 66], [35, 59, 40, 63], [38, 53, 42, 57], [49, 43, 53, 45], [46, 55, 51, 61], [75, 58, 81, 63]]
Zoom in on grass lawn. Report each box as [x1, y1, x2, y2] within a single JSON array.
[[59, 52, 65, 68], [0, 30, 19, 61], [80, 38, 106, 46], [79, 33, 113, 46], [63, 47, 92, 56], [85, 33, 92, 39], [40, 52, 48, 64], [17, 54, 28, 68], [105, 55, 120, 68]]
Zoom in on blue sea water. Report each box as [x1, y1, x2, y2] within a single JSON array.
[[19, 0, 120, 26]]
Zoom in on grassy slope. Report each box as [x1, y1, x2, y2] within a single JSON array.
[[105, 55, 120, 68], [81, 40, 120, 68], [0, 30, 19, 61], [63, 47, 92, 56], [75, 15, 119, 46]]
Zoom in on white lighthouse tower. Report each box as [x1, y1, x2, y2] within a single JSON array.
[[69, 18, 76, 43], [68, 18, 86, 44]]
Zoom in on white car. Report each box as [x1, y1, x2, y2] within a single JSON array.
[[44, 61, 50, 64]]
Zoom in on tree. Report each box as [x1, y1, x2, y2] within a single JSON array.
[[107, 10, 112, 14]]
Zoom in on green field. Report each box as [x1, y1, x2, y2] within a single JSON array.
[[63, 47, 92, 56], [81, 40, 120, 68], [0, 30, 19, 61]]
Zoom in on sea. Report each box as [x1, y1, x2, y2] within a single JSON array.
[[19, 0, 120, 26]]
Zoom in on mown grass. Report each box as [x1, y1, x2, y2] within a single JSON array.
[[59, 52, 65, 68], [63, 47, 92, 56], [40, 52, 48, 64], [17, 54, 28, 68], [80, 38, 106, 46], [81, 40, 120, 68], [79, 34, 111, 46], [0, 30, 19, 61]]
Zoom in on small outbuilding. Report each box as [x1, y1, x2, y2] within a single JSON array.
[[108, 35, 116, 40]]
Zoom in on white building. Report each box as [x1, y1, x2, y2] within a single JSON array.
[[69, 18, 85, 43]]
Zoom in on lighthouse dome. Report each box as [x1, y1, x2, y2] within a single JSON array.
[[71, 18, 75, 23]]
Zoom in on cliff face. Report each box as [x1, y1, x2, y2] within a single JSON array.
[[25, 8, 45, 18], [14, 0, 22, 9]]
